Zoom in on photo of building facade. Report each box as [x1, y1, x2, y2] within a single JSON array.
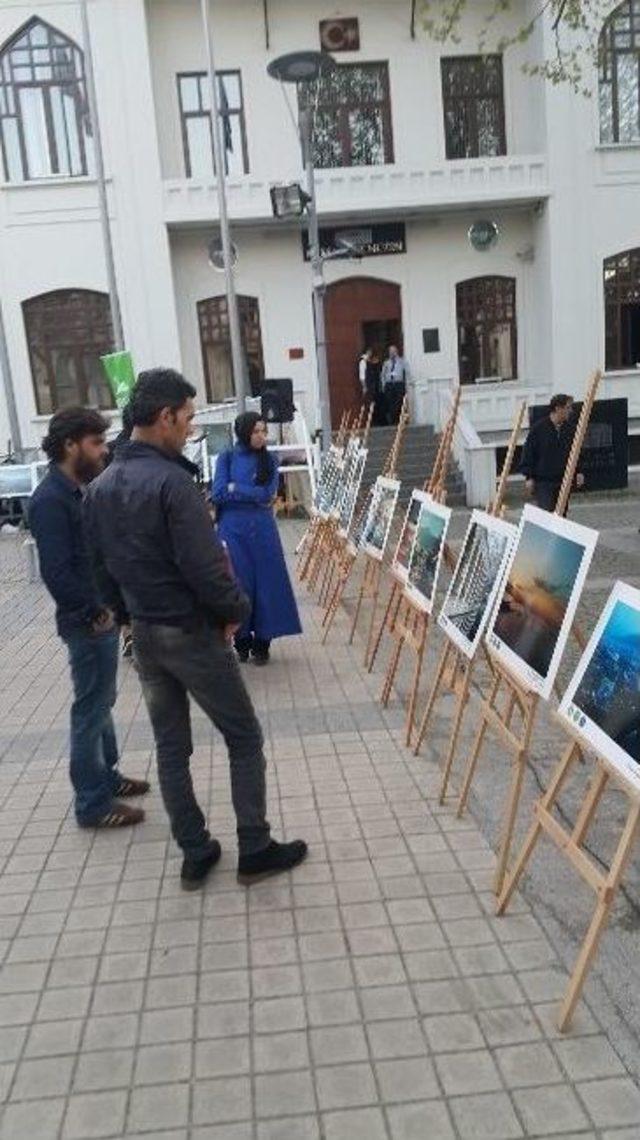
[[0, 0, 639, 499]]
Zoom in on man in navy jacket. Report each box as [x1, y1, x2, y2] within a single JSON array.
[[29, 407, 148, 830]]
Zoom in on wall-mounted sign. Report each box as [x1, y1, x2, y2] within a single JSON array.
[[288, 347, 304, 360], [302, 222, 406, 262], [422, 328, 440, 353], [468, 219, 499, 252], [319, 18, 360, 52]]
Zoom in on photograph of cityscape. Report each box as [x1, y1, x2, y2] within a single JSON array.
[[314, 445, 342, 516], [439, 511, 516, 659], [488, 505, 598, 699], [406, 499, 452, 612], [560, 583, 640, 792], [393, 490, 430, 583], [362, 477, 401, 560], [338, 448, 367, 536]]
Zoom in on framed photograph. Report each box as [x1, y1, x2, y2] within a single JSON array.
[[406, 497, 452, 613], [0, 465, 33, 498], [486, 504, 598, 700], [439, 511, 516, 660], [338, 448, 367, 537], [361, 476, 401, 561], [558, 582, 640, 795], [314, 445, 343, 517], [393, 490, 430, 584]]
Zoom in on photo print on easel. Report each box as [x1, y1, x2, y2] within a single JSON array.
[[361, 477, 401, 561], [486, 504, 598, 700], [393, 490, 430, 584], [559, 581, 640, 794], [439, 510, 516, 660], [338, 448, 367, 537], [314, 445, 342, 516], [405, 497, 452, 613]]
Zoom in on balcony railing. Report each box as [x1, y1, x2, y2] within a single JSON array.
[[163, 154, 549, 226]]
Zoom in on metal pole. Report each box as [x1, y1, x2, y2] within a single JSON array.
[[80, 0, 124, 352], [300, 108, 331, 452], [0, 299, 22, 458], [200, 0, 246, 413]]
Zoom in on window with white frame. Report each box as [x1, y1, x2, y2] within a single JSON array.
[[599, 0, 640, 144], [0, 17, 93, 182], [177, 71, 248, 179]]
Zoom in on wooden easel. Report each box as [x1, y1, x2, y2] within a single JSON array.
[[299, 409, 364, 590], [412, 400, 527, 804], [367, 389, 461, 677], [317, 404, 374, 610], [453, 371, 602, 895], [320, 399, 408, 648], [376, 392, 461, 747], [496, 731, 640, 1031]]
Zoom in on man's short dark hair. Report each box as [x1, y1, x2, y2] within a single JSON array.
[[42, 407, 110, 463], [129, 369, 196, 426], [549, 393, 572, 413]]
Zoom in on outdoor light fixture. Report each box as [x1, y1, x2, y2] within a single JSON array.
[[266, 50, 335, 84], [269, 182, 311, 220]]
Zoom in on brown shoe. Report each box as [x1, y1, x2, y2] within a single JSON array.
[[116, 775, 151, 798], [81, 801, 145, 829]]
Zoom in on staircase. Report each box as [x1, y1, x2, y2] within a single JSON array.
[[361, 424, 467, 506]]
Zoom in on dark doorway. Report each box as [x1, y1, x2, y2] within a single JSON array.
[[325, 277, 402, 427]]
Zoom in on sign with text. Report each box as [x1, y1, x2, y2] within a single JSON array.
[[302, 222, 406, 262]]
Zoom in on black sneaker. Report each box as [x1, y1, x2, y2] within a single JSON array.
[[180, 840, 222, 891], [237, 839, 308, 884], [236, 648, 250, 663]]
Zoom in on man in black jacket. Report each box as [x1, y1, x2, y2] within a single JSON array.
[[85, 369, 307, 889], [29, 408, 147, 830], [520, 394, 584, 512]]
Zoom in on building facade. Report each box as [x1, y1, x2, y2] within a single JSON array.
[[0, 0, 639, 472]]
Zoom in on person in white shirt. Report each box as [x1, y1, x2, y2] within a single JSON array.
[[381, 345, 409, 424], [358, 349, 372, 395]]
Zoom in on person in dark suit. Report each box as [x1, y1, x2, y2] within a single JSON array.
[[520, 394, 584, 512]]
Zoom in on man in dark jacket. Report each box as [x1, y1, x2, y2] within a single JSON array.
[[520, 394, 584, 512], [29, 407, 147, 830], [85, 368, 307, 889]]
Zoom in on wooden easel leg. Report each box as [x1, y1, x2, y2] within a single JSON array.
[[405, 619, 428, 748], [321, 556, 354, 643], [558, 798, 640, 1032], [413, 641, 452, 757], [456, 673, 502, 819], [368, 581, 401, 674], [381, 634, 403, 707], [349, 569, 367, 646], [493, 695, 539, 896], [496, 740, 580, 915], [439, 663, 472, 805], [364, 566, 381, 670]]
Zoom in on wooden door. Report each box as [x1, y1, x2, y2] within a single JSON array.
[[325, 277, 402, 427]]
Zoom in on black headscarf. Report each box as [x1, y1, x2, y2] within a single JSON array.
[[234, 411, 272, 486]]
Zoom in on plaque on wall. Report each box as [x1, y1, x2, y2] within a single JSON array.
[[528, 397, 628, 491], [302, 222, 406, 262], [319, 18, 360, 52], [422, 328, 440, 353]]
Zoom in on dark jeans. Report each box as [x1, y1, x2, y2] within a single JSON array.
[[65, 629, 121, 824], [534, 481, 564, 513], [132, 620, 271, 860], [385, 382, 406, 425]]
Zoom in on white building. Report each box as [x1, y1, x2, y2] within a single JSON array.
[[0, 0, 639, 501]]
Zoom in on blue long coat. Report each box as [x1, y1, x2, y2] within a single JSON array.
[[212, 445, 302, 642]]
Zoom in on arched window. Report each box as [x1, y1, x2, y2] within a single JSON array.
[[456, 276, 517, 384], [604, 248, 640, 369], [197, 296, 265, 403], [0, 17, 92, 182], [599, 1, 640, 144], [23, 290, 114, 414]]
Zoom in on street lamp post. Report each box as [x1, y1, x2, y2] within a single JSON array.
[[200, 0, 246, 413], [267, 51, 335, 452]]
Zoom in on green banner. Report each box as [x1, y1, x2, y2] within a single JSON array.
[[101, 351, 136, 409]]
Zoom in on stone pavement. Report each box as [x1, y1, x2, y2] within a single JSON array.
[[1, 519, 640, 1140]]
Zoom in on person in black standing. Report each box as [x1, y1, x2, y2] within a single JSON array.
[[520, 394, 585, 513], [85, 369, 307, 890], [29, 408, 148, 831]]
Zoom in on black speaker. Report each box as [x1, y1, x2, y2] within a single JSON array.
[[261, 378, 294, 424]]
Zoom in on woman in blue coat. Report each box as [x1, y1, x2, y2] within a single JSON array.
[[212, 412, 302, 664]]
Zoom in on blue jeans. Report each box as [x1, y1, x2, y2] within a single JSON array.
[[65, 629, 121, 824]]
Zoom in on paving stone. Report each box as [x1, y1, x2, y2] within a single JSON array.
[[496, 1041, 565, 1088], [387, 1100, 456, 1139], [553, 1036, 626, 1081], [1, 1098, 66, 1140], [255, 1069, 316, 1117], [310, 1024, 369, 1066], [435, 1050, 503, 1096], [63, 1090, 128, 1139], [376, 1056, 440, 1102], [577, 1077, 640, 1128], [322, 1107, 387, 1140], [134, 1041, 193, 1085], [450, 1091, 524, 1139], [316, 1061, 378, 1110], [512, 1084, 591, 1134]]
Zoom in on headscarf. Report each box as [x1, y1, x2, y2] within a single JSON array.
[[234, 411, 272, 486]]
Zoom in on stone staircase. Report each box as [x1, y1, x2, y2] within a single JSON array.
[[361, 424, 467, 506]]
